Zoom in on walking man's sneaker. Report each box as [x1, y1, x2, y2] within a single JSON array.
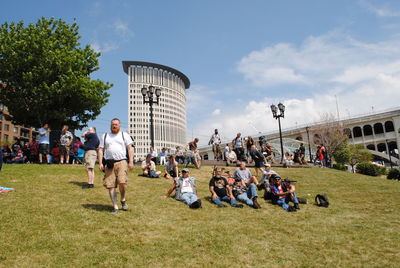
[[121, 201, 128, 211], [111, 208, 119, 215]]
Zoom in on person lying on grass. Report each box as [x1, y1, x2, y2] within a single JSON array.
[[162, 168, 202, 209], [141, 154, 161, 178], [209, 167, 243, 208], [270, 174, 300, 212], [164, 154, 178, 179], [231, 177, 260, 209]]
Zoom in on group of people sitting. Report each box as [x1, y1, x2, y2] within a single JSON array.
[[155, 159, 300, 212]]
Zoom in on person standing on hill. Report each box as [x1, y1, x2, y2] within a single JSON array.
[[209, 129, 222, 161], [38, 123, 51, 164], [60, 125, 73, 164], [81, 127, 99, 188], [98, 118, 134, 215], [232, 133, 245, 161]]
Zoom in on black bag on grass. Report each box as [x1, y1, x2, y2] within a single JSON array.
[[315, 194, 329, 207]]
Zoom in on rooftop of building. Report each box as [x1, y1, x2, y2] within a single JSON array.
[[122, 61, 190, 89]]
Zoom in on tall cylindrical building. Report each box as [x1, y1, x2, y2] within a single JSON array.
[[122, 61, 190, 160]]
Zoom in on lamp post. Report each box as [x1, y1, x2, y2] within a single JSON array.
[[141, 85, 161, 149], [386, 139, 393, 169], [270, 103, 285, 163], [305, 126, 312, 163]]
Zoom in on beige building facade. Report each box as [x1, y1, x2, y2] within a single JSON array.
[[0, 104, 38, 145], [122, 61, 190, 160]]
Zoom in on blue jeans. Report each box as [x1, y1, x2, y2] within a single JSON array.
[[247, 183, 258, 199], [180, 192, 198, 205], [213, 195, 237, 206], [276, 192, 299, 211], [236, 192, 254, 206], [149, 170, 159, 178]]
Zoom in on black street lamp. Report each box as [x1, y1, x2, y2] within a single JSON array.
[[141, 85, 161, 149], [305, 126, 312, 163], [270, 103, 285, 163]]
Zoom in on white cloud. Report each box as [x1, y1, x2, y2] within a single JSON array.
[[89, 19, 134, 54], [192, 31, 400, 145], [212, 109, 221, 116], [114, 20, 134, 40], [238, 31, 400, 88], [90, 41, 118, 53], [361, 0, 400, 17]]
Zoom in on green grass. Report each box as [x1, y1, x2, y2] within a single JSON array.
[[0, 164, 399, 267]]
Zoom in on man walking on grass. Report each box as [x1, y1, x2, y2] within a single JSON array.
[[98, 118, 134, 215]]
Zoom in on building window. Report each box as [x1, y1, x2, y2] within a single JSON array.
[[385, 121, 395, 132], [4, 124, 9, 131], [3, 134, 8, 140], [14, 127, 18, 133], [353, 126, 362, 138]]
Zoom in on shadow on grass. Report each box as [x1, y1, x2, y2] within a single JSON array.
[[82, 203, 113, 212], [69, 181, 87, 187]]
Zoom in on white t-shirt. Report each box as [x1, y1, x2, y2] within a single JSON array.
[[210, 134, 221, 144], [141, 160, 156, 171], [181, 178, 194, 193], [99, 131, 133, 161]]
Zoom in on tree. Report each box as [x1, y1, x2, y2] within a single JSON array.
[[347, 144, 372, 172], [311, 113, 349, 161], [332, 141, 351, 165], [0, 17, 112, 129]]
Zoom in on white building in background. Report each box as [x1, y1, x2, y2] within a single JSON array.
[[122, 61, 190, 160], [198, 108, 400, 165]]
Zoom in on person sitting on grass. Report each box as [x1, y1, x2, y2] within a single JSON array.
[[164, 154, 179, 179], [233, 161, 261, 208], [209, 167, 243, 208], [232, 177, 260, 209], [270, 174, 300, 212], [225, 146, 237, 166], [162, 168, 202, 209], [175, 146, 184, 164], [7, 145, 24, 164], [141, 154, 161, 178], [260, 163, 278, 199]]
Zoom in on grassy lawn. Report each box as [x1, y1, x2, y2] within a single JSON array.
[[0, 164, 399, 267]]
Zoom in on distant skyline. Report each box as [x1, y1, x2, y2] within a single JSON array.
[[3, 0, 400, 145]]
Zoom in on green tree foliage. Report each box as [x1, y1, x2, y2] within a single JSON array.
[[333, 144, 372, 172], [0, 17, 112, 129], [332, 141, 351, 165], [347, 144, 372, 172]]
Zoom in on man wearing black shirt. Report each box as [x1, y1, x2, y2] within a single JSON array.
[[209, 167, 243, 208], [81, 127, 100, 188]]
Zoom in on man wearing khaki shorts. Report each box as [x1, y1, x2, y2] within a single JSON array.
[[98, 118, 134, 215], [81, 127, 100, 188]]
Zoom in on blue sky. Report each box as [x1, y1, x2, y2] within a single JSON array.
[[3, 0, 400, 144]]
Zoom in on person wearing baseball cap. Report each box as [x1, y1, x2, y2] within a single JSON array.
[[162, 168, 202, 209], [270, 175, 300, 212]]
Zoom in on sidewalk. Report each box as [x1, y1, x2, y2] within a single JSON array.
[[201, 160, 312, 168]]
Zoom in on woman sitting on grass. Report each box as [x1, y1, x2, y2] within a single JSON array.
[[164, 154, 179, 179], [141, 154, 161, 178]]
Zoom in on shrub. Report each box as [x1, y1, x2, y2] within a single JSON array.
[[356, 162, 386, 176], [333, 163, 347, 171], [387, 168, 400, 180]]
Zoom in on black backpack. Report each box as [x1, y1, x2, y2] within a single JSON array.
[[315, 194, 329, 208]]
